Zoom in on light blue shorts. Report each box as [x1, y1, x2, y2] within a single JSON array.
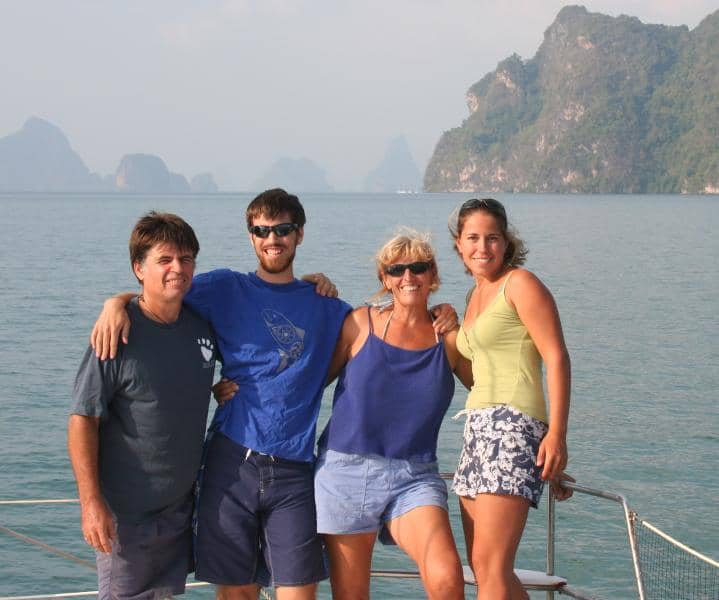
[[314, 448, 448, 538]]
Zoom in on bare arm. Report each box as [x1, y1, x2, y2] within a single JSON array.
[[67, 415, 116, 553], [508, 270, 571, 481], [442, 328, 473, 390], [90, 274, 335, 361], [325, 308, 368, 385], [90, 292, 136, 360], [454, 356, 474, 391]]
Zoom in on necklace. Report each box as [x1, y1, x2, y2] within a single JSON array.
[[138, 295, 171, 325]]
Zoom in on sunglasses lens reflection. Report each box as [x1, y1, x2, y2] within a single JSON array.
[[385, 262, 431, 277], [249, 223, 297, 238]]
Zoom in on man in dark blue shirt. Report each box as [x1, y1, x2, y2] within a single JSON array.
[[69, 212, 217, 599]]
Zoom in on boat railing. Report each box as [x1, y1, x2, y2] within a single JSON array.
[[542, 480, 718, 600], [1, 479, 717, 599]]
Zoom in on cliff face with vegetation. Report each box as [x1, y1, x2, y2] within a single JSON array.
[[425, 6, 719, 194]]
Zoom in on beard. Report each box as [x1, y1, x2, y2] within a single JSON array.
[[258, 247, 296, 274]]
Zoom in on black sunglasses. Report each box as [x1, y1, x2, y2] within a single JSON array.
[[384, 261, 432, 277], [248, 223, 299, 238]]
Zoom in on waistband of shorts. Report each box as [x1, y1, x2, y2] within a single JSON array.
[[215, 433, 314, 467], [318, 447, 438, 467], [452, 407, 483, 420], [452, 405, 543, 422]]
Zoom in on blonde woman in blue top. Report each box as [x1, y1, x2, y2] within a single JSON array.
[[450, 199, 571, 600], [314, 231, 473, 600]]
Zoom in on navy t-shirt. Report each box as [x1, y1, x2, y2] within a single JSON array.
[[71, 300, 217, 521], [185, 270, 351, 462]]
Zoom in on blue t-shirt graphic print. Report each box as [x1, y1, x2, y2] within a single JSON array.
[[261, 308, 305, 372]]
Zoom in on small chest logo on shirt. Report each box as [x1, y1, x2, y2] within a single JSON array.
[[261, 309, 305, 372], [197, 338, 215, 367]]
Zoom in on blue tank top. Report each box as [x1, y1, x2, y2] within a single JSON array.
[[319, 307, 455, 462]]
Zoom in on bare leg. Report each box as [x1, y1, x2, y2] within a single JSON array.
[[216, 584, 260, 600], [275, 583, 318, 600], [323, 532, 376, 600], [460, 494, 530, 600], [216, 582, 318, 600], [386, 506, 464, 600]]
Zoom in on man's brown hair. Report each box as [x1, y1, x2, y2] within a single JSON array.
[[129, 212, 200, 282], [245, 188, 306, 229]]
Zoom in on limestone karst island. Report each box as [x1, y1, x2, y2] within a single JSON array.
[[0, 5, 717, 194]]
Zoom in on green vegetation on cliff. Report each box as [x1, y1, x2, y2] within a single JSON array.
[[425, 6, 719, 193]]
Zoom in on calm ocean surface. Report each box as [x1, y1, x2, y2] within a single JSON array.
[[0, 193, 717, 599]]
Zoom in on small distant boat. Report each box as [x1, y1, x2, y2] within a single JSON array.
[[395, 189, 419, 194], [1, 479, 717, 599]]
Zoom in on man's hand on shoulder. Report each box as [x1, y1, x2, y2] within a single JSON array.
[[301, 273, 338, 297], [430, 303, 459, 335], [90, 294, 134, 360]]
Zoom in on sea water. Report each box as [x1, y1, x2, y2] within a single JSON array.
[[0, 193, 717, 599]]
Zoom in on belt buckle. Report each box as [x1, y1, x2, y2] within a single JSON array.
[[245, 447, 275, 461]]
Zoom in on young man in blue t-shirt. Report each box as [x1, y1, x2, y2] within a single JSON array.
[[93, 189, 351, 600], [187, 190, 351, 597]]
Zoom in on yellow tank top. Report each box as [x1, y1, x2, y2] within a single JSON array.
[[457, 273, 547, 422]]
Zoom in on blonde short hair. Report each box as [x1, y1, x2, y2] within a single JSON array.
[[373, 228, 440, 298]]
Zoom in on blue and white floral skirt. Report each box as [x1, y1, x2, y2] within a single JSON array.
[[452, 405, 548, 508]]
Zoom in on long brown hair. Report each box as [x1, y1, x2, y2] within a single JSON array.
[[449, 198, 527, 267]]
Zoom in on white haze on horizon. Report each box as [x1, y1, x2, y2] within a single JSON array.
[[0, 0, 715, 191]]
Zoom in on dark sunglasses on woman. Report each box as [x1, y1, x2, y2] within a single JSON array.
[[384, 261, 432, 277]]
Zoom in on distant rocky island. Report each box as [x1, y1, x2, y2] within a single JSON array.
[[364, 136, 421, 193], [0, 117, 218, 193], [0, 117, 104, 192], [254, 157, 333, 193], [5, 5, 717, 196], [425, 6, 719, 194]]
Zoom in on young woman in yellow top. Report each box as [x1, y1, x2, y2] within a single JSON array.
[[450, 198, 571, 600]]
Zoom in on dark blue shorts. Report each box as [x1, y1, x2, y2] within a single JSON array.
[[96, 494, 194, 600], [194, 433, 327, 587]]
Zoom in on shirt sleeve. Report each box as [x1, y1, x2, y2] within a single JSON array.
[[70, 346, 120, 420], [184, 269, 230, 321]]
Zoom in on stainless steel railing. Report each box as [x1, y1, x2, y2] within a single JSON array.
[[4, 480, 717, 599]]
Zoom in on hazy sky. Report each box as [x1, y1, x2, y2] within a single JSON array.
[[1, 1, 716, 190]]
